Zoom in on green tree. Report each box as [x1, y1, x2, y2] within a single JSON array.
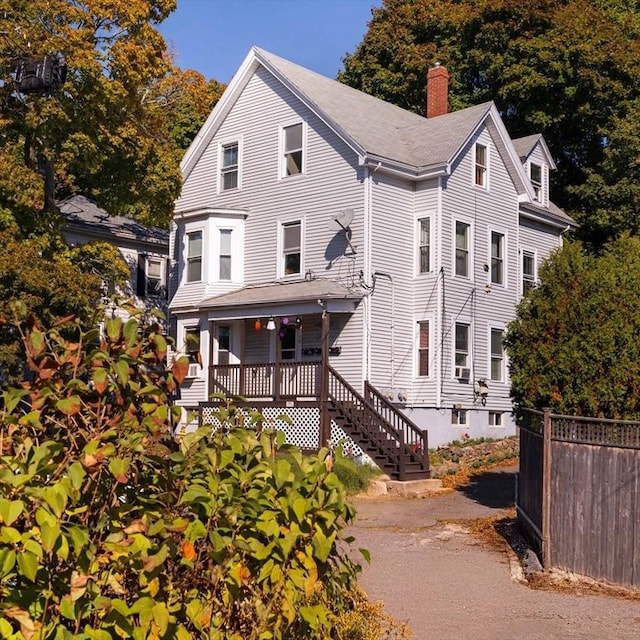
[[0, 229, 104, 384], [340, 0, 640, 247], [505, 235, 640, 418], [0, 0, 182, 228], [148, 66, 225, 152]]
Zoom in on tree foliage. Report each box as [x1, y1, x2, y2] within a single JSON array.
[[0, 312, 371, 639], [0, 229, 103, 384], [0, 0, 183, 228], [505, 235, 640, 418], [340, 0, 640, 247]]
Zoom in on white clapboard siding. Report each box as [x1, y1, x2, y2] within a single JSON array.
[[368, 172, 415, 399]]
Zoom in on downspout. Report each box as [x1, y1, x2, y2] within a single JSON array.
[[362, 164, 374, 382], [436, 176, 443, 409]]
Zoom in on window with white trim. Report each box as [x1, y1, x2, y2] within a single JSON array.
[[489, 411, 503, 427], [474, 143, 487, 187], [530, 163, 542, 202], [418, 217, 431, 273], [490, 328, 504, 382], [452, 409, 468, 426], [522, 250, 536, 295], [491, 231, 504, 285], [283, 123, 303, 176], [455, 221, 470, 277], [281, 221, 301, 276], [186, 231, 202, 283], [219, 229, 232, 281], [455, 323, 470, 369], [184, 326, 201, 365], [417, 321, 429, 377], [137, 255, 166, 298], [221, 142, 239, 191]]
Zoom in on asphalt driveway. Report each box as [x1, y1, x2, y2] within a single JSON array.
[[350, 466, 640, 640]]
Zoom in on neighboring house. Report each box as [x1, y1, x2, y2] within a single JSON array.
[[168, 47, 575, 463], [60, 194, 170, 322]]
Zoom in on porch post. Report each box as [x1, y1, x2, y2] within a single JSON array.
[[208, 320, 215, 400], [319, 308, 331, 449]]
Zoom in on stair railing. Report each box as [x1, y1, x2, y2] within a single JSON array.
[[327, 366, 429, 479], [364, 381, 430, 473]]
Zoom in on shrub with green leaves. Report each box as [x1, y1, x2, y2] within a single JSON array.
[[0, 308, 364, 639], [506, 235, 640, 418]]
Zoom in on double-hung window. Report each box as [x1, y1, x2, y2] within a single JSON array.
[[185, 327, 201, 365], [219, 229, 232, 281], [283, 123, 303, 176], [455, 221, 470, 277], [221, 142, 239, 191], [522, 250, 536, 295], [490, 328, 504, 382], [474, 143, 487, 188], [491, 231, 504, 285], [418, 217, 430, 273], [282, 221, 301, 276], [186, 231, 202, 283], [530, 163, 542, 202], [137, 255, 165, 298], [455, 323, 470, 370], [417, 321, 429, 377]]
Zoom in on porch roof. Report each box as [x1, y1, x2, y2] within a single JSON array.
[[200, 278, 362, 317]]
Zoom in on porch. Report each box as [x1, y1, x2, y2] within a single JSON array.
[[200, 361, 431, 481]]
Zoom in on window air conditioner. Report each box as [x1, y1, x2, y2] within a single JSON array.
[[455, 366, 471, 380]]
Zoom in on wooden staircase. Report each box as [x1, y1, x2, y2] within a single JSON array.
[[326, 367, 430, 480], [201, 362, 430, 480]]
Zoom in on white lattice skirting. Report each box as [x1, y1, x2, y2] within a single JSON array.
[[199, 405, 364, 458]]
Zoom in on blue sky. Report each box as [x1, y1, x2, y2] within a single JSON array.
[[159, 0, 382, 83]]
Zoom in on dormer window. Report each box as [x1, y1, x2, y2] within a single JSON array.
[[530, 163, 543, 202]]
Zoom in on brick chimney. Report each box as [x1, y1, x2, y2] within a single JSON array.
[[426, 62, 449, 118]]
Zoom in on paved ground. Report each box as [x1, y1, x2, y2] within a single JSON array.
[[349, 466, 640, 640]]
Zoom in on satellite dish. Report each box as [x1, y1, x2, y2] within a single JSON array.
[[328, 208, 354, 233], [327, 208, 356, 255]]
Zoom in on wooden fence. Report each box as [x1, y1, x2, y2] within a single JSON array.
[[517, 409, 640, 589]]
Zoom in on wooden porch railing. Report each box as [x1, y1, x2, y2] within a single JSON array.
[[205, 362, 430, 479], [209, 362, 321, 399]]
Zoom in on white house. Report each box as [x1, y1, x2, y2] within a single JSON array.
[[60, 194, 170, 322], [168, 47, 575, 468]]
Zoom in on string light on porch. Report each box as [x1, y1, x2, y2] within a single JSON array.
[[266, 316, 276, 331], [254, 318, 262, 331]]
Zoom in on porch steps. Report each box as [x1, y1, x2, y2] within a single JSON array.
[[328, 403, 429, 481]]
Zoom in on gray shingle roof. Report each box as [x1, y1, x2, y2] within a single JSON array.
[[200, 278, 361, 309], [512, 134, 542, 161], [59, 195, 168, 246], [256, 48, 493, 169]]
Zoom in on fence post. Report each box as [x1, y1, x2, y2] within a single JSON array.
[[542, 407, 552, 569]]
